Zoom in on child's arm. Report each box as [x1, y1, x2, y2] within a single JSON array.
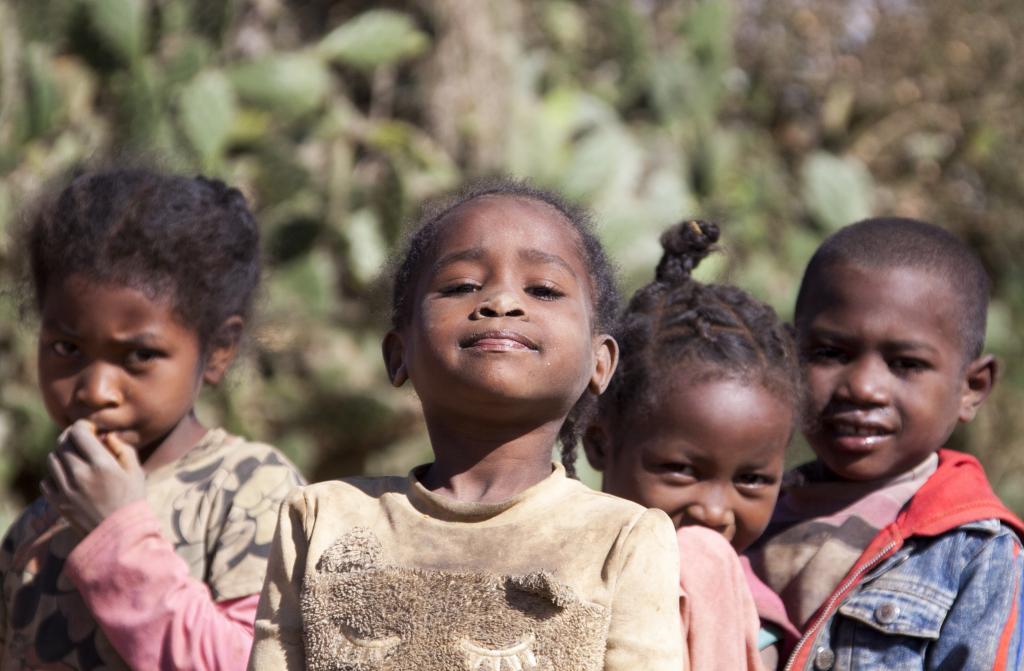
[[63, 500, 258, 670], [247, 488, 309, 670], [45, 423, 298, 670], [928, 529, 1024, 670], [604, 508, 686, 670]]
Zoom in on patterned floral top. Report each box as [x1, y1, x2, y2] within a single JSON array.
[[0, 428, 304, 670]]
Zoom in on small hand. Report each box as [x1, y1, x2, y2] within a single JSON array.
[[42, 420, 147, 534]]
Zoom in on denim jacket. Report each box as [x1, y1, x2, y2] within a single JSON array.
[[784, 450, 1024, 671]]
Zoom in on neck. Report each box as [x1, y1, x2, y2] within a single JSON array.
[[419, 413, 563, 503], [140, 411, 208, 473]]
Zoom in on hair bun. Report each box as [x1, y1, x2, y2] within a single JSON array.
[[654, 219, 720, 283]]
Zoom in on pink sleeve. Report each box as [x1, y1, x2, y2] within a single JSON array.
[[64, 500, 259, 671], [677, 526, 765, 671]]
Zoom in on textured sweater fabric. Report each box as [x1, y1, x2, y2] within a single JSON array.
[[248, 463, 684, 670], [0, 429, 304, 670]]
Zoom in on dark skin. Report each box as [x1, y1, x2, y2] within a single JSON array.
[[37, 274, 242, 534], [796, 262, 996, 481], [383, 196, 618, 503], [586, 376, 791, 553]]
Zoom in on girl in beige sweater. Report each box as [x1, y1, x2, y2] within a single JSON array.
[[248, 180, 684, 670]]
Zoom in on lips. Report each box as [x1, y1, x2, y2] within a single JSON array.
[[459, 330, 538, 352], [824, 416, 896, 452]]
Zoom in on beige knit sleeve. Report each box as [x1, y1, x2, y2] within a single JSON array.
[[247, 488, 309, 670], [604, 507, 686, 671]]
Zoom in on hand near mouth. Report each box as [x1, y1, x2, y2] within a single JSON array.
[[459, 330, 539, 352], [42, 419, 147, 534]]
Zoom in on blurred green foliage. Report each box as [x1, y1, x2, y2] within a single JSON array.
[[2, 0, 1023, 528]]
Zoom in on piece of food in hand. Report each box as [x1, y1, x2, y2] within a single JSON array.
[[59, 420, 121, 457]]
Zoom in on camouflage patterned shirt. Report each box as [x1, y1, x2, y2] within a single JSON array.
[[0, 428, 304, 670]]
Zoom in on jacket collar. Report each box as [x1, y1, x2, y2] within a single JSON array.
[[894, 449, 1024, 539]]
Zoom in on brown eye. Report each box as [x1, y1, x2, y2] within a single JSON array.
[[126, 348, 162, 366], [735, 473, 773, 490], [889, 357, 928, 374], [439, 282, 479, 296], [525, 284, 564, 300], [660, 463, 698, 481], [806, 345, 847, 363], [52, 341, 78, 357]]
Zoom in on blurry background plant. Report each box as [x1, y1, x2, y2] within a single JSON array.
[[2, 0, 1023, 527]]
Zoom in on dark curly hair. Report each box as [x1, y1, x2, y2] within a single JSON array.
[[23, 168, 260, 352], [600, 219, 801, 432], [390, 178, 621, 477]]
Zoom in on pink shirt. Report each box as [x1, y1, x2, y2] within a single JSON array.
[[677, 525, 765, 671], [64, 500, 259, 670]]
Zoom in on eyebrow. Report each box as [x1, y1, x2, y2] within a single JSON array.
[[806, 327, 940, 355], [518, 248, 577, 278], [432, 247, 577, 278], [432, 248, 485, 273], [41, 320, 164, 346]]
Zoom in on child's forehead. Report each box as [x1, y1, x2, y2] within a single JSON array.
[[430, 196, 588, 265], [798, 262, 965, 348], [803, 262, 957, 309]]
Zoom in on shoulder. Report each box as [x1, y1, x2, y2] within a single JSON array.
[[1, 498, 52, 559], [173, 428, 305, 489], [282, 475, 409, 518], [918, 518, 1022, 553], [891, 518, 1023, 593], [564, 483, 678, 560], [554, 477, 654, 523]]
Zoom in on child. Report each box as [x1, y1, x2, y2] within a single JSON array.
[[584, 220, 801, 670], [248, 180, 684, 670], [748, 217, 1024, 669], [0, 169, 305, 670]]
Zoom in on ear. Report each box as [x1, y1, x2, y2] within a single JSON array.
[[582, 420, 611, 472], [381, 330, 408, 388], [958, 354, 997, 422], [588, 334, 619, 395], [203, 316, 244, 385]]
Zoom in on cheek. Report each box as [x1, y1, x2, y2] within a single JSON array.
[[804, 367, 835, 408], [604, 455, 656, 501], [740, 497, 775, 531]]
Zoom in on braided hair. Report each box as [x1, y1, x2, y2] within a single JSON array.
[[23, 168, 261, 351], [599, 219, 801, 432]]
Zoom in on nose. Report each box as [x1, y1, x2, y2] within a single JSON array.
[[836, 355, 891, 406], [472, 288, 525, 319], [74, 363, 123, 410], [684, 486, 735, 535]]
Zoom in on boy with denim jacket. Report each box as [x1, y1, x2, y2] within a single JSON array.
[[748, 218, 1024, 670]]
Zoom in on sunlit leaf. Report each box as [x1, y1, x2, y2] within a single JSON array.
[[342, 208, 387, 285], [229, 53, 331, 117], [266, 250, 337, 321], [179, 69, 236, 165], [318, 10, 429, 69], [88, 0, 147, 64], [800, 152, 874, 231], [24, 44, 62, 138]]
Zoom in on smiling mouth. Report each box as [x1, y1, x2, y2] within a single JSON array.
[[459, 330, 538, 352], [825, 418, 895, 450]]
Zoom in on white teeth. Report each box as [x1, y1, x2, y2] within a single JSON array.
[[834, 424, 888, 437]]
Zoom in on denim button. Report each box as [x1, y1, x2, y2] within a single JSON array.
[[813, 646, 835, 670], [875, 603, 900, 624]]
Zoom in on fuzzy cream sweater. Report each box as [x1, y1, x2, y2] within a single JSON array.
[[247, 463, 684, 670]]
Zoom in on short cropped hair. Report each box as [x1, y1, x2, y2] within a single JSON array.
[[794, 218, 990, 359]]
